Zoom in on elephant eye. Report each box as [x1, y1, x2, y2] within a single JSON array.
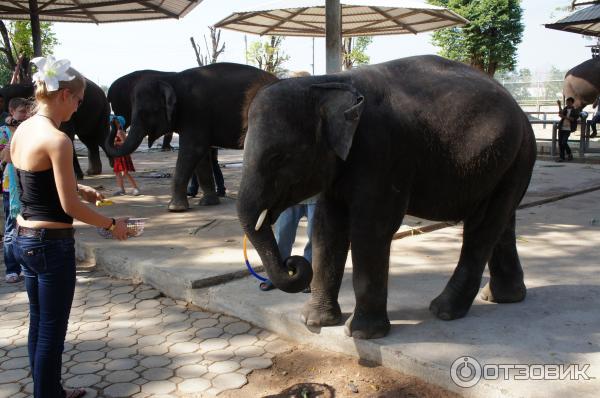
[[268, 153, 288, 166]]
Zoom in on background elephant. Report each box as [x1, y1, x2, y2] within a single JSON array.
[[0, 79, 110, 178], [104, 62, 278, 212], [237, 55, 536, 339], [563, 58, 600, 109], [108, 70, 176, 150]]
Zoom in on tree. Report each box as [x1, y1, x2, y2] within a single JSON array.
[[190, 26, 225, 66], [496, 68, 532, 101], [428, 0, 524, 77], [543, 66, 567, 101], [342, 36, 373, 70], [247, 36, 289, 77], [0, 20, 58, 85]]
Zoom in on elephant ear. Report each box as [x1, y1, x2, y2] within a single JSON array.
[[157, 81, 176, 126], [311, 82, 365, 161]]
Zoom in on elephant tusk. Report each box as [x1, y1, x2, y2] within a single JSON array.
[[255, 209, 268, 231]]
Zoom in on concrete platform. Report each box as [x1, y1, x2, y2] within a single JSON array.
[[75, 146, 600, 398]]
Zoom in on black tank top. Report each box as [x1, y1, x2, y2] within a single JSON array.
[[16, 168, 73, 224]]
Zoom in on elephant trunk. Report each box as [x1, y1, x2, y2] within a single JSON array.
[[237, 188, 312, 293], [104, 124, 145, 157]]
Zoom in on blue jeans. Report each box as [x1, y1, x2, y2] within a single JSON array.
[[274, 204, 315, 263], [13, 233, 76, 398], [558, 130, 572, 159], [3, 191, 20, 275]]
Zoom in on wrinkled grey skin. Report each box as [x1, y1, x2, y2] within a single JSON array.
[[238, 55, 536, 339], [104, 63, 277, 212], [563, 58, 600, 109], [107, 69, 176, 150]]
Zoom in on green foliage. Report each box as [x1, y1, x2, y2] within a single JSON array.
[[428, 0, 524, 77], [247, 36, 289, 77], [0, 20, 58, 85], [496, 66, 567, 102], [342, 36, 373, 70], [543, 66, 567, 101], [496, 68, 532, 101], [10, 21, 58, 59]]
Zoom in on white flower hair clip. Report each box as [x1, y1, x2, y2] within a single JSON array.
[[31, 56, 75, 92]]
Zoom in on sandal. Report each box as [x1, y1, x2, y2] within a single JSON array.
[[259, 280, 276, 291], [5, 273, 21, 283], [65, 388, 86, 398]]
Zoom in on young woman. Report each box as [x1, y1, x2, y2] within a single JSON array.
[[10, 57, 130, 398]]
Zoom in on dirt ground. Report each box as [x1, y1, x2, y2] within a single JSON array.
[[222, 345, 461, 398]]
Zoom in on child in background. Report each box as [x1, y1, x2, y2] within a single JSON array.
[[0, 97, 31, 282], [110, 115, 140, 196]]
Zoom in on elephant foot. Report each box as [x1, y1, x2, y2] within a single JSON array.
[[429, 287, 475, 321], [168, 198, 190, 212], [344, 311, 390, 339], [480, 280, 526, 303], [86, 168, 102, 176], [198, 195, 220, 206], [301, 298, 342, 327]]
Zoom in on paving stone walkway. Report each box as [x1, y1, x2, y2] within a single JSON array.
[[0, 268, 292, 397]]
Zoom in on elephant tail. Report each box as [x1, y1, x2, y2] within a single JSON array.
[[239, 73, 279, 148]]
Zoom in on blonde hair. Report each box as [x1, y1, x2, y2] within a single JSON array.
[[34, 67, 86, 103]]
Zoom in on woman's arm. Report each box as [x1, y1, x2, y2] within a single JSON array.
[[49, 134, 128, 239]]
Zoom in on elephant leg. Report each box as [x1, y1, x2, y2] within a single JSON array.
[[480, 213, 526, 303], [344, 237, 392, 339], [429, 193, 519, 321], [168, 137, 207, 212], [161, 132, 174, 151], [73, 146, 84, 180], [196, 153, 219, 206], [301, 195, 349, 327], [86, 145, 102, 175]]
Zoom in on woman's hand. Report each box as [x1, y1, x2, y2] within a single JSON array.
[[111, 217, 129, 241], [78, 184, 104, 204]]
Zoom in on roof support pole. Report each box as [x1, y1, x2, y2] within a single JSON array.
[[325, 0, 342, 73], [28, 0, 42, 56]]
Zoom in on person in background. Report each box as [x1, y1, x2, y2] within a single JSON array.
[[110, 115, 140, 196], [11, 56, 130, 398], [586, 95, 600, 138], [556, 97, 579, 162], [0, 97, 31, 283]]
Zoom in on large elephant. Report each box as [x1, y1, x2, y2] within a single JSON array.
[[104, 62, 278, 212], [0, 79, 110, 178], [107, 70, 176, 150], [237, 55, 537, 339], [563, 58, 600, 109]]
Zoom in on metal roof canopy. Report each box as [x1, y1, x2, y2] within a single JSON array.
[[214, 0, 468, 73], [214, 0, 467, 37], [545, 2, 600, 37], [0, 0, 203, 55]]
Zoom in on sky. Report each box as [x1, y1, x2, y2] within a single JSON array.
[[48, 0, 595, 87]]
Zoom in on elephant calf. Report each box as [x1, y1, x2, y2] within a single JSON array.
[[238, 55, 536, 339]]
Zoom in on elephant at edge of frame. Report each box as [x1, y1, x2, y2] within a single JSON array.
[[0, 79, 111, 178], [107, 69, 177, 150], [563, 57, 600, 109], [237, 55, 537, 339], [103, 62, 278, 212]]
